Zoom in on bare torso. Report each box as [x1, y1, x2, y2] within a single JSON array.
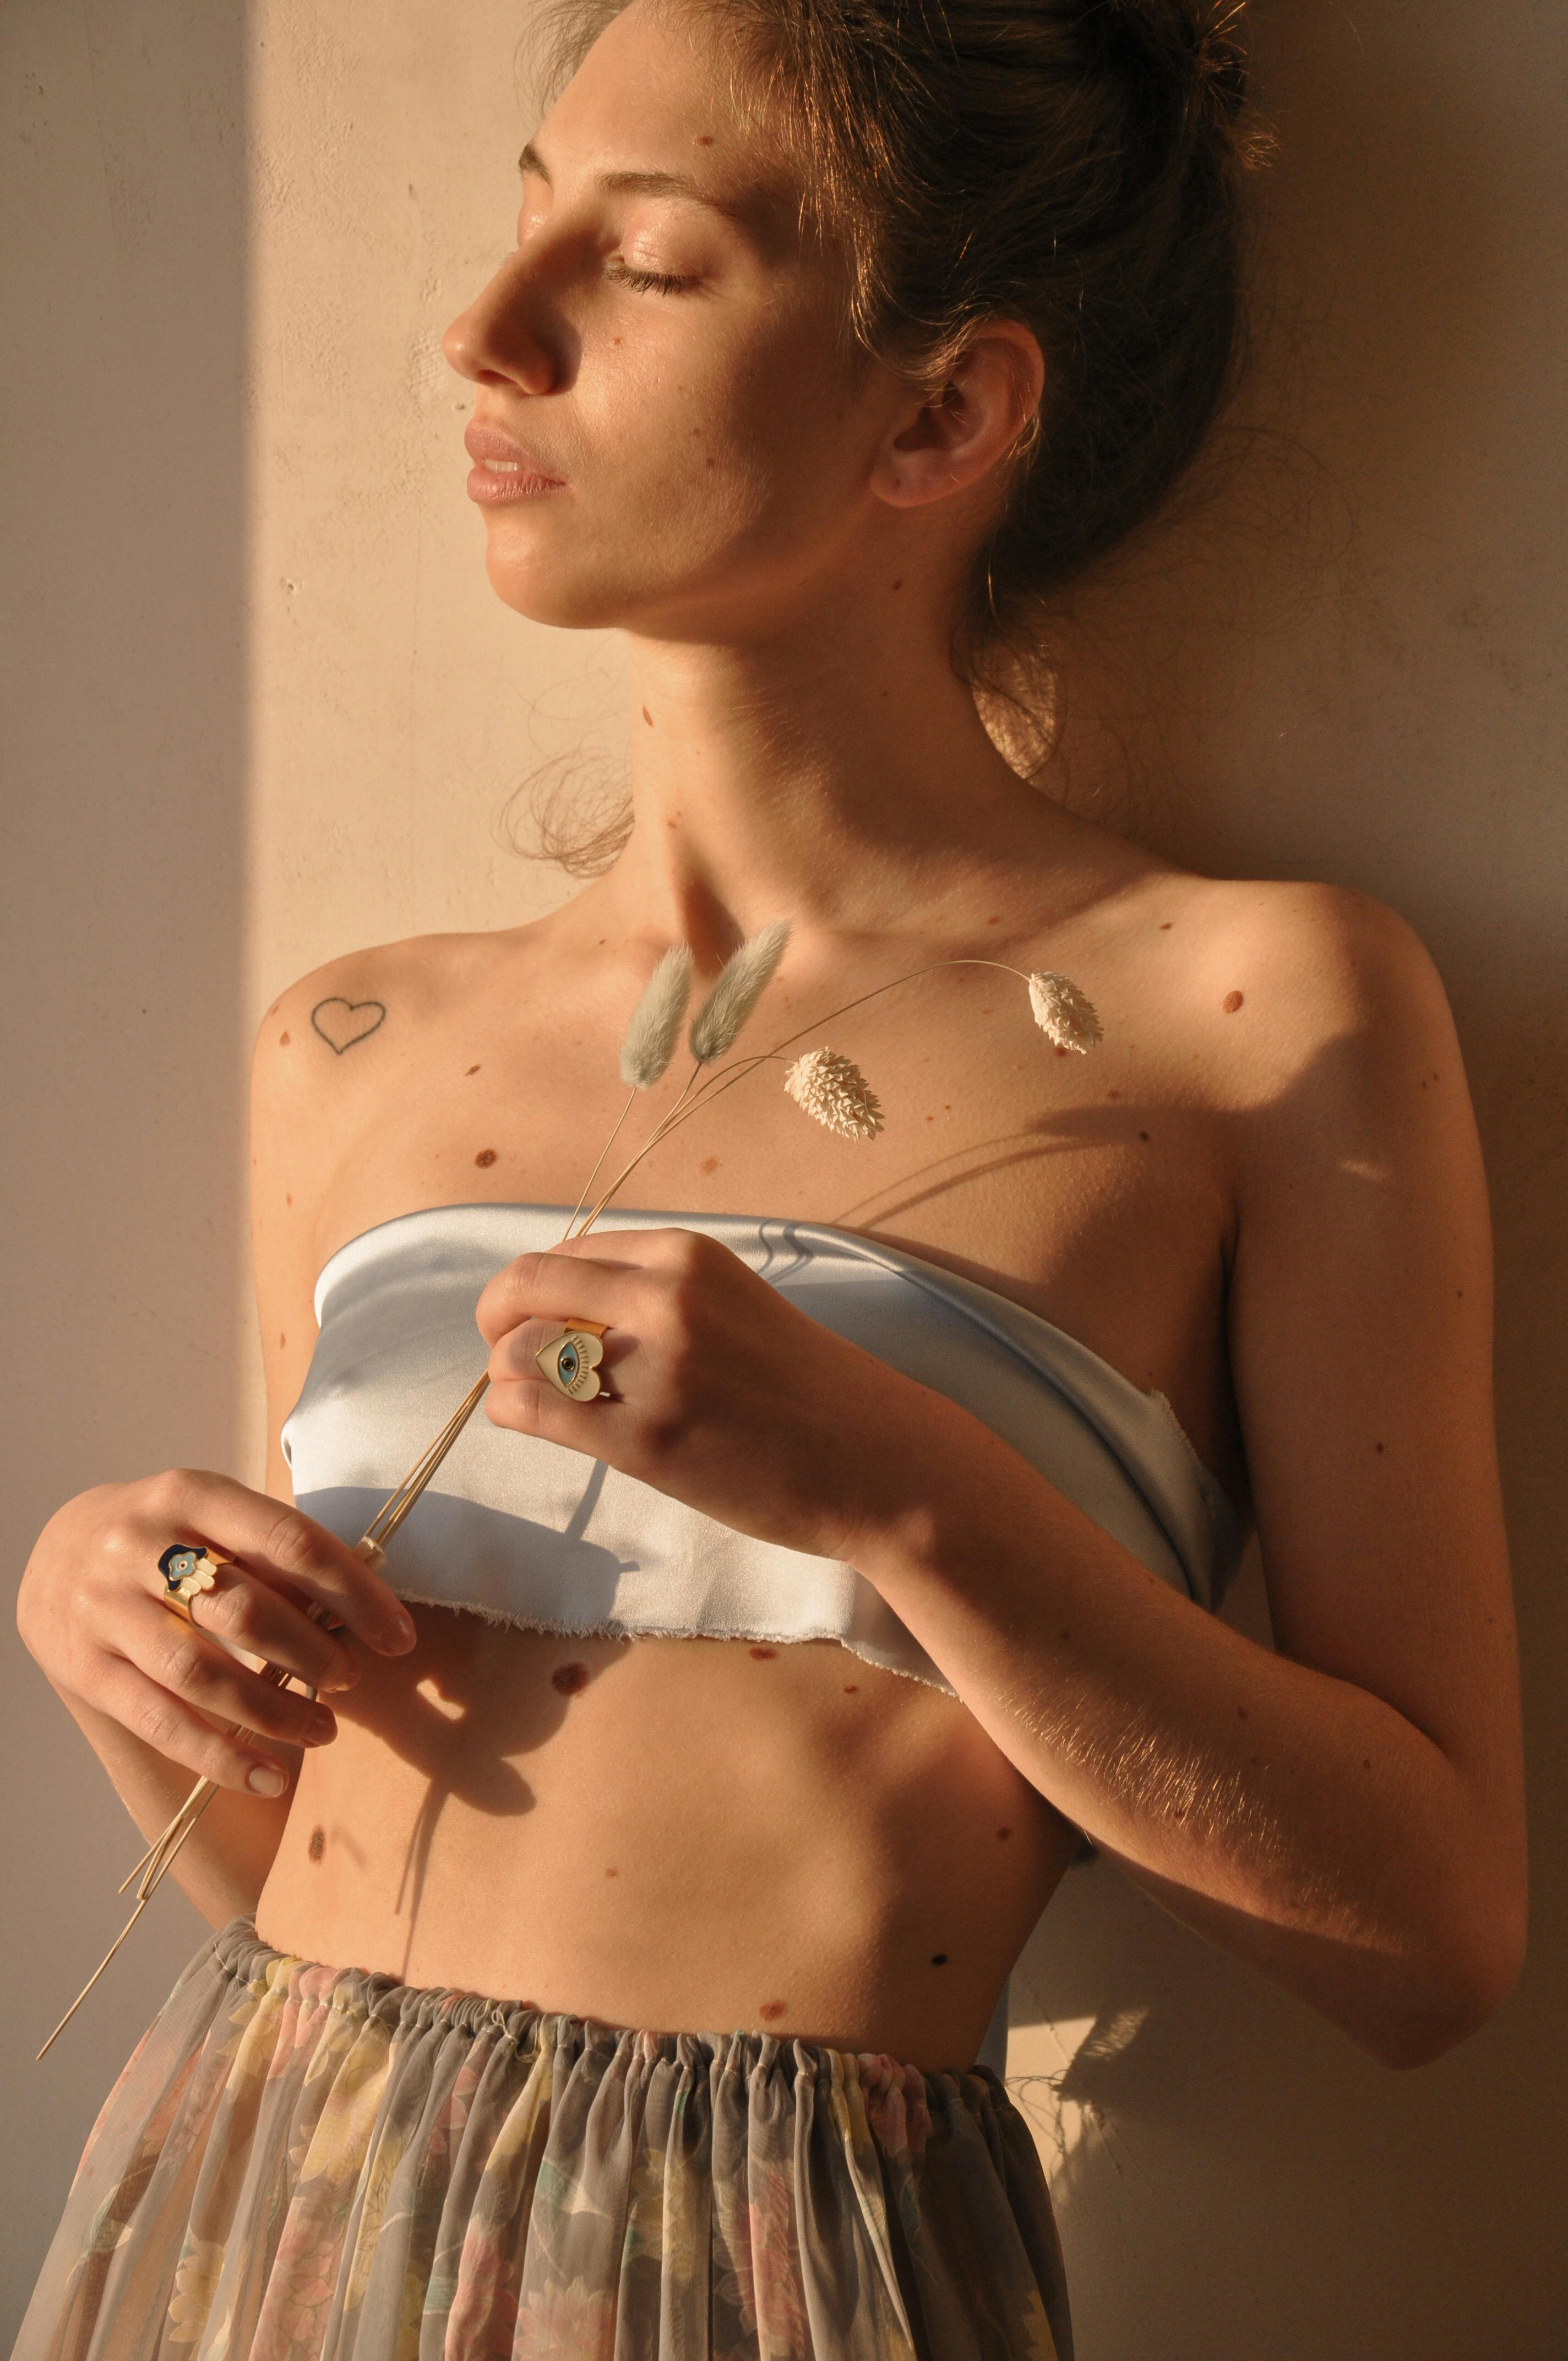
[[253, 838, 1256, 2066]]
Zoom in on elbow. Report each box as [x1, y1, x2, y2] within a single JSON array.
[[1363, 1905, 1527, 2072]]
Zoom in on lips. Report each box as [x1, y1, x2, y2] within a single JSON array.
[[462, 418, 567, 509]]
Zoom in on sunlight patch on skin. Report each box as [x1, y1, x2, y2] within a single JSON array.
[[415, 1677, 464, 1721]]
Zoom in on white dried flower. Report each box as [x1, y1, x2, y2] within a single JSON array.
[[618, 945, 694, 1088], [783, 1047, 884, 1140], [1027, 971, 1103, 1053], [688, 919, 791, 1063]]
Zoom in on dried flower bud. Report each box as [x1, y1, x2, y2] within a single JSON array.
[[1027, 971, 1103, 1053], [783, 1047, 884, 1140], [619, 945, 694, 1089], [688, 920, 792, 1063]]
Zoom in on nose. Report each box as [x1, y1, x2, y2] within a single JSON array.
[[443, 251, 559, 396]]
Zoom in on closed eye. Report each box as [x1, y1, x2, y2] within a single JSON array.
[[606, 257, 698, 295]]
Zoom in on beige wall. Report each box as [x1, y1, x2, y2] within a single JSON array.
[[4, 1, 1564, 2351]]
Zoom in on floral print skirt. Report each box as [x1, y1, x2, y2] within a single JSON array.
[[14, 1918, 1071, 2361]]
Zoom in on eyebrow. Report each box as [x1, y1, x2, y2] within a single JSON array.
[[518, 140, 778, 230]]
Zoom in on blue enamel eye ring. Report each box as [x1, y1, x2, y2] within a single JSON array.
[[534, 1320, 608, 1402]]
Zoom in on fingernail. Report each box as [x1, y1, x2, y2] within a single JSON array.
[[383, 1614, 417, 1652], [320, 1660, 360, 1691], [306, 1709, 336, 1743], [248, 1763, 288, 1797]]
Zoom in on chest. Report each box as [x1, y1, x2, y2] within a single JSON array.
[[302, 980, 1243, 1490]]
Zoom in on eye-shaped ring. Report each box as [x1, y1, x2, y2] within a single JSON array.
[[535, 1321, 608, 1401]]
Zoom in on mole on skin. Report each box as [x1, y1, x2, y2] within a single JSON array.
[[551, 1661, 592, 1696], [750, 1646, 778, 1661], [308, 1827, 325, 1863], [475, 1148, 498, 1168], [758, 2000, 787, 2022]]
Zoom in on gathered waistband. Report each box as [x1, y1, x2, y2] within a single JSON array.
[[211, 1914, 958, 2122]]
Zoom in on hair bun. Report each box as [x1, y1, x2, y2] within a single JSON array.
[[1105, 0, 1258, 147]]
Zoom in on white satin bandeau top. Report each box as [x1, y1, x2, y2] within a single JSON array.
[[281, 1203, 1244, 1694]]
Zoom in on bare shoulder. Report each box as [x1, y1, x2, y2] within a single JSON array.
[[249, 925, 521, 1267], [1112, 871, 1466, 1138]]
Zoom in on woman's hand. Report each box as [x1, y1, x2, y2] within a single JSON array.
[[477, 1227, 945, 1559], [17, 1470, 418, 1797]]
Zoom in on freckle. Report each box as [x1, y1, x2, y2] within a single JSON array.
[[986, 913, 1000, 926], [1055, 1044, 1069, 1057], [1222, 990, 1244, 1014], [285, 1193, 292, 1206], [1363, 1759, 1373, 1770], [605, 1865, 619, 1877], [1159, 921, 1173, 930], [997, 1826, 1012, 1841], [1106, 1088, 1120, 1101], [1374, 1441, 1385, 1454], [1456, 1288, 1464, 1299], [280, 1331, 286, 1348], [308, 1827, 325, 1862], [1139, 1129, 1150, 1141], [700, 1154, 720, 1174], [891, 579, 903, 592], [697, 133, 714, 145], [930, 1954, 948, 1967], [641, 706, 652, 725], [750, 1646, 778, 1660], [475, 1148, 498, 1167], [925, 1112, 934, 1122], [1237, 1706, 1249, 1719], [759, 1999, 787, 2022], [279, 1030, 291, 1046], [552, 1661, 592, 1695], [843, 1684, 859, 1694], [705, 456, 716, 469], [465, 1063, 481, 1076]]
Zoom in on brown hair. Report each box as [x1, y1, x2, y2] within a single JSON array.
[[516, 0, 1269, 863]]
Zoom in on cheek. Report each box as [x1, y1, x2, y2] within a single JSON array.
[[481, 316, 877, 625]]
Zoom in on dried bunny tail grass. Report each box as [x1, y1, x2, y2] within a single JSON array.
[[688, 920, 792, 1063], [783, 1047, 884, 1140], [619, 945, 695, 1088], [1027, 971, 1103, 1053]]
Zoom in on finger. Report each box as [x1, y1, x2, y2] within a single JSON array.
[[97, 1655, 302, 1797], [112, 1603, 341, 1753], [188, 1561, 361, 1693], [145, 1471, 416, 1654], [475, 1248, 645, 1348], [484, 1372, 630, 1450]]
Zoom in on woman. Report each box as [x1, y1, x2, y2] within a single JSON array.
[[14, 0, 1527, 2353]]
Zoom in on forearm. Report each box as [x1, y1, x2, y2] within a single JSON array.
[[857, 1410, 1517, 2066], [55, 1679, 295, 1928]]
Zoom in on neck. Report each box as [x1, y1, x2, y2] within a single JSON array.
[[584, 582, 1078, 965]]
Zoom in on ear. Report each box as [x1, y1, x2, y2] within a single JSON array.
[[871, 322, 1045, 512]]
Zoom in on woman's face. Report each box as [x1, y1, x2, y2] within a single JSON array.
[[443, 0, 911, 639]]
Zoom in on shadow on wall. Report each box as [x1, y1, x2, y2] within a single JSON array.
[[0, 1, 247, 2338], [1009, 5, 1568, 2357]]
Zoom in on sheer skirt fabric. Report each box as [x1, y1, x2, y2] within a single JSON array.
[[16, 1919, 1071, 2361]]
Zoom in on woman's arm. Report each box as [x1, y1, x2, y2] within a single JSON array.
[[477, 886, 1525, 2069], [15, 998, 418, 1929], [852, 889, 1526, 2066]]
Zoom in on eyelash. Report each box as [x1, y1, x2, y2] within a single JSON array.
[[606, 258, 695, 296]]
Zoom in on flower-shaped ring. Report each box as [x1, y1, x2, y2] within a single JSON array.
[[156, 1544, 228, 1625]]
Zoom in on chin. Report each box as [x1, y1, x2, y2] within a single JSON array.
[[482, 542, 638, 632]]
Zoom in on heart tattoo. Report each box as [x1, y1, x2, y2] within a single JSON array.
[[311, 997, 387, 1054]]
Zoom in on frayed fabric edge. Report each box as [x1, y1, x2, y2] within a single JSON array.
[[385, 1589, 951, 1692]]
